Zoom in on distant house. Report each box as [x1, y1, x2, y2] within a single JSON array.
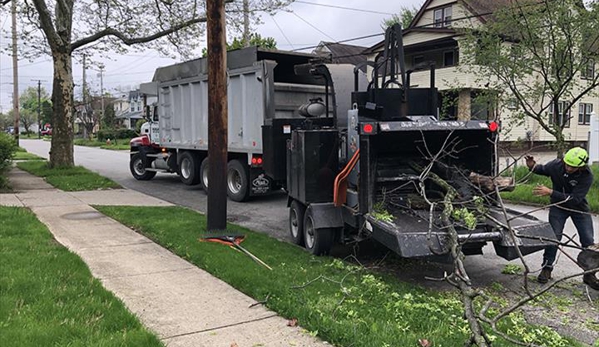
[[313, 42, 368, 71], [365, 0, 597, 147], [116, 90, 145, 130]]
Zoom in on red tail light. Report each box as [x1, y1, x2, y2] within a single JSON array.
[[488, 121, 499, 132], [251, 155, 263, 167]]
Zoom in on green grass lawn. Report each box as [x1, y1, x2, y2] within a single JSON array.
[[16, 160, 121, 191], [13, 151, 45, 161], [97, 205, 580, 347], [74, 138, 130, 150], [501, 164, 599, 213], [0, 206, 163, 347]]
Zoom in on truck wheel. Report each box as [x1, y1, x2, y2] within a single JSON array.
[[303, 208, 334, 255], [130, 153, 156, 180], [227, 159, 250, 202], [200, 157, 209, 192], [289, 200, 306, 246], [179, 152, 201, 185]]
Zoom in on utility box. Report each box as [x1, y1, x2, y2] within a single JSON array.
[[287, 129, 339, 204]]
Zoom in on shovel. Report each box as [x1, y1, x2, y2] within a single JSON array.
[[200, 234, 272, 270]]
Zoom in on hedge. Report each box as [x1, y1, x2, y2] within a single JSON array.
[[97, 128, 138, 141]]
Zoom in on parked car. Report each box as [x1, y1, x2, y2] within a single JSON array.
[[41, 128, 52, 136]]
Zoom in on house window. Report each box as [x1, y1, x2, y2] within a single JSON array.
[[413, 55, 424, 66], [548, 101, 571, 128], [434, 6, 452, 27], [506, 98, 518, 110], [471, 91, 495, 120], [581, 59, 595, 79], [443, 50, 457, 67], [579, 103, 593, 125]]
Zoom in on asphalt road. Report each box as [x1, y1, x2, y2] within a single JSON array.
[[20, 139, 598, 287]]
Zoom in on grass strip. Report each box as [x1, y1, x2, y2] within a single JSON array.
[[501, 165, 599, 213], [74, 138, 130, 151], [16, 160, 120, 191], [13, 151, 45, 161], [0, 206, 162, 347], [97, 205, 581, 347]]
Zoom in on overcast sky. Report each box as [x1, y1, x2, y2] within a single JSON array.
[[0, 0, 424, 113]]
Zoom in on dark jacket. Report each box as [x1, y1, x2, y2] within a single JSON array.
[[532, 159, 593, 212]]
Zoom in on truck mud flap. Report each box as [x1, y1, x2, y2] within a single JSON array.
[[487, 207, 557, 260], [306, 203, 344, 229]]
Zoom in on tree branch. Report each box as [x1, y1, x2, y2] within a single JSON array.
[[71, 16, 208, 51], [30, 0, 62, 50]]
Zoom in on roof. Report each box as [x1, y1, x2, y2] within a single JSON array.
[[365, 0, 534, 54], [313, 42, 368, 67]]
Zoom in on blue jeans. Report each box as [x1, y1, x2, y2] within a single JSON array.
[[542, 206, 595, 269]]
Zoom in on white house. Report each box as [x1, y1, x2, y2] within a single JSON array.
[[365, 0, 598, 149]]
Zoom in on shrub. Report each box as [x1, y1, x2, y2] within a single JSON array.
[[116, 128, 137, 140], [97, 128, 137, 141], [0, 132, 17, 189]]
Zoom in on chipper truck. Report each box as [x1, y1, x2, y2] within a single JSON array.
[[130, 24, 556, 260]]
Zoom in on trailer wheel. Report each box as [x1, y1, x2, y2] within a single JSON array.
[[130, 153, 156, 180], [303, 208, 334, 255], [227, 159, 250, 202], [289, 200, 306, 246], [200, 157, 209, 192], [179, 152, 201, 185]]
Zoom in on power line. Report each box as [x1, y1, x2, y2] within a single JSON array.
[[291, 32, 383, 52], [294, 1, 394, 16], [291, 12, 336, 42], [271, 15, 294, 50]]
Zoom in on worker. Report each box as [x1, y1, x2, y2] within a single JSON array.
[[525, 147, 598, 289]]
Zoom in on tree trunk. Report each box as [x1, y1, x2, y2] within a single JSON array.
[[50, 50, 75, 168], [555, 131, 566, 158]]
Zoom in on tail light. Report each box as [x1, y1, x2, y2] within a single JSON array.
[[251, 155, 263, 167], [488, 121, 499, 132]]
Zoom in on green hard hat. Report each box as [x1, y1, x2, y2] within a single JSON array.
[[563, 147, 589, 168]]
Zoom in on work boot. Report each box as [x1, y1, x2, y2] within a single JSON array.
[[583, 274, 599, 290], [537, 267, 552, 284]]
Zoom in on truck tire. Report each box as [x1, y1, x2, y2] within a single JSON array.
[[200, 157, 209, 192], [303, 208, 334, 255], [178, 152, 201, 185], [289, 200, 306, 246], [130, 153, 156, 180], [227, 159, 250, 202]]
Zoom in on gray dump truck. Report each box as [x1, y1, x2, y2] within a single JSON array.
[[131, 25, 555, 260]]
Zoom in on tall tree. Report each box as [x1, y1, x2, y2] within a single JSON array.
[[202, 33, 277, 57], [19, 86, 51, 133], [460, 0, 599, 156], [381, 6, 418, 30], [1, 0, 292, 167]]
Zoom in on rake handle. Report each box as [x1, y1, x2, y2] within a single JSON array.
[[234, 244, 273, 270]]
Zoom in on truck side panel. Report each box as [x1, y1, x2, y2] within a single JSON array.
[[159, 65, 266, 154]]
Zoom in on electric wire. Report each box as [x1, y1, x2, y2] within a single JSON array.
[[291, 12, 336, 42], [270, 14, 294, 50], [294, 0, 394, 16]]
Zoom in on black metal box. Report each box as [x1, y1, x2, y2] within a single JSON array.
[[287, 129, 339, 204]]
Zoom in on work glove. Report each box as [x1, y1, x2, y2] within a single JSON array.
[[524, 155, 536, 170]]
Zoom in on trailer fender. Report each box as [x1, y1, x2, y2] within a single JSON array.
[[305, 203, 343, 230]]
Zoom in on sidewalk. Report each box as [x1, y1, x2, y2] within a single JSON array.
[[0, 168, 328, 347]]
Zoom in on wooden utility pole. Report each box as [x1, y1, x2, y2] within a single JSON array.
[[207, 0, 228, 231], [11, 0, 19, 145], [37, 80, 41, 139], [243, 0, 250, 47]]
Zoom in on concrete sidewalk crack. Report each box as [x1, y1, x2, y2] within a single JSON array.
[[78, 240, 154, 250], [99, 266, 198, 280], [161, 314, 279, 341]]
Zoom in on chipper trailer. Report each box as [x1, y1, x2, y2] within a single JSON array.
[[284, 25, 557, 260], [129, 24, 556, 261]]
